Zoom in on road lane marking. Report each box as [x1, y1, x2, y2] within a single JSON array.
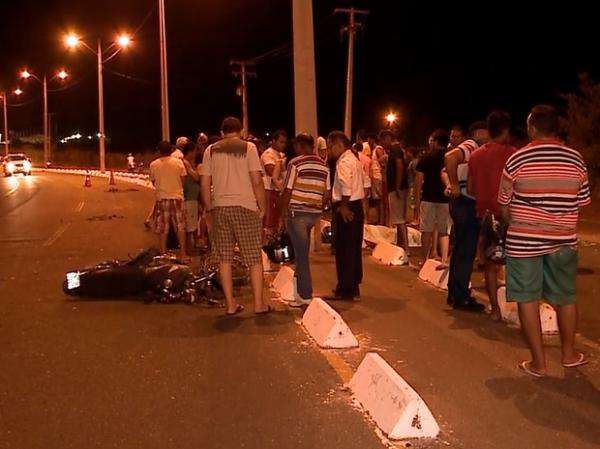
[[75, 201, 85, 213], [3, 186, 19, 197], [43, 222, 71, 247]]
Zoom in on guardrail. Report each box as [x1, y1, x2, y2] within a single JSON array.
[[36, 166, 153, 190]]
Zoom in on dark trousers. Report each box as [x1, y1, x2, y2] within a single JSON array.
[[333, 200, 364, 298], [448, 196, 480, 303]]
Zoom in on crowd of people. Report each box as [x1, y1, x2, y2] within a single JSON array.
[[145, 104, 591, 378]]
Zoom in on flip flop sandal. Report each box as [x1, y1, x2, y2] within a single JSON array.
[[225, 304, 245, 316], [562, 353, 589, 368], [518, 361, 546, 378], [255, 305, 274, 315]]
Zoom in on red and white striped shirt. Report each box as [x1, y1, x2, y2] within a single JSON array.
[[497, 139, 591, 257]]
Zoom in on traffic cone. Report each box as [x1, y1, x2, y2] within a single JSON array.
[[108, 171, 117, 192], [84, 171, 92, 188]]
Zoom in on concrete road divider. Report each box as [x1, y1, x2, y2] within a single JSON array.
[[262, 250, 275, 273], [497, 286, 558, 334], [301, 298, 358, 348], [418, 259, 449, 290], [349, 353, 440, 440], [271, 266, 297, 302], [372, 241, 407, 266]]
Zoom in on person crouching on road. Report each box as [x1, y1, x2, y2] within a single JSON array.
[[324, 131, 366, 301], [149, 141, 187, 260], [278, 133, 331, 307]]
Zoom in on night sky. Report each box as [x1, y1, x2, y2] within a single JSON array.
[[1, 0, 598, 150]]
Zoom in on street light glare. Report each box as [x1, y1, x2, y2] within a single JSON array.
[[58, 70, 69, 80], [117, 34, 131, 48], [21, 70, 31, 80], [385, 112, 398, 124], [14, 88, 23, 96], [65, 34, 80, 48]]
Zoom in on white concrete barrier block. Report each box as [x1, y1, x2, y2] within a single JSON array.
[[408, 227, 422, 248], [418, 259, 449, 290], [540, 303, 559, 334], [350, 353, 440, 440], [272, 265, 296, 302], [262, 250, 275, 272], [364, 224, 396, 245], [372, 241, 406, 266], [302, 298, 358, 348], [497, 287, 559, 334]]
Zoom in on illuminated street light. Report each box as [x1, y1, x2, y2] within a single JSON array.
[[65, 34, 80, 49], [19, 67, 70, 163], [63, 31, 132, 172], [385, 112, 398, 126], [14, 88, 23, 96], [117, 34, 131, 48]]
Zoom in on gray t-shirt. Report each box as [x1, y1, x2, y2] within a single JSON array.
[[201, 138, 262, 211]]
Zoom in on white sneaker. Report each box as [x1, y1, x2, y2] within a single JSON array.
[[400, 254, 410, 265], [289, 296, 313, 307]]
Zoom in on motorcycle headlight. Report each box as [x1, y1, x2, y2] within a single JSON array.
[[23, 160, 32, 171], [6, 162, 15, 173]]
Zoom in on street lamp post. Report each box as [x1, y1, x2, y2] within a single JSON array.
[[64, 32, 130, 172], [20, 69, 68, 164], [158, 0, 170, 141], [1, 92, 9, 156]]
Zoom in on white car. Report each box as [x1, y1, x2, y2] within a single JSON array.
[[2, 153, 32, 177]]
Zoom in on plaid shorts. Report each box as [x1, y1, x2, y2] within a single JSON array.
[[211, 206, 262, 265], [153, 199, 186, 234]]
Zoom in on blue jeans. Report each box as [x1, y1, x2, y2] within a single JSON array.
[[448, 196, 480, 303], [286, 212, 321, 299]]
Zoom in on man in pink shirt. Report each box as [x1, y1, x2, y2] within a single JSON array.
[[468, 110, 516, 320]]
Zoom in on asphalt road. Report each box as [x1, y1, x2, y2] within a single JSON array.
[[1, 172, 599, 449]]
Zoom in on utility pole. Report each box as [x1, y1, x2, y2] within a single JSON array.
[[43, 75, 49, 164], [292, 0, 318, 142], [158, 0, 171, 142], [97, 39, 107, 172], [1, 92, 8, 155], [334, 7, 369, 138], [230, 60, 256, 137]]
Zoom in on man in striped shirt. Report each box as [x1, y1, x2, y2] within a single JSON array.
[[279, 133, 331, 305], [498, 105, 591, 377]]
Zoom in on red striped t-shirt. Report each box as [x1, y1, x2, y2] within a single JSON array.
[[497, 139, 591, 257]]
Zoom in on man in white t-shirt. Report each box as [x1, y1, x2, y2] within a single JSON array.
[[200, 117, 270, 316], [149, 141, 188, 259], [171, 136, 188, 159], [261, 129, 288, 232]]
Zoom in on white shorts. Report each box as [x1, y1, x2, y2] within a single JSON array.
[[184, 201, 199, 233]]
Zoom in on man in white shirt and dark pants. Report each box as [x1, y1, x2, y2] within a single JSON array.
[[325, 131, 366, 301]]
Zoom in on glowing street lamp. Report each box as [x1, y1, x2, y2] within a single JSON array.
[[65, 33, 80, 49], [19, 68, 70, 163], [117, 34, 131, 48], [63, 31, 132, 172], [14, 88, 23, 96], [385, 112, 398, 126]]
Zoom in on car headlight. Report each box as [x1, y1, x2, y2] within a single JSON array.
[[23, 161, 32, 171], [6, 162, 15, 172]]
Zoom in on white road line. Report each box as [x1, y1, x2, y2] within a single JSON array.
[[75, 201, 85, 213], [3, 186, 19, 197], [43, 222, 71, 247]]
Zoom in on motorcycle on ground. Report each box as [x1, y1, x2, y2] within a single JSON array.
[[62, 248, 249, 305]]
